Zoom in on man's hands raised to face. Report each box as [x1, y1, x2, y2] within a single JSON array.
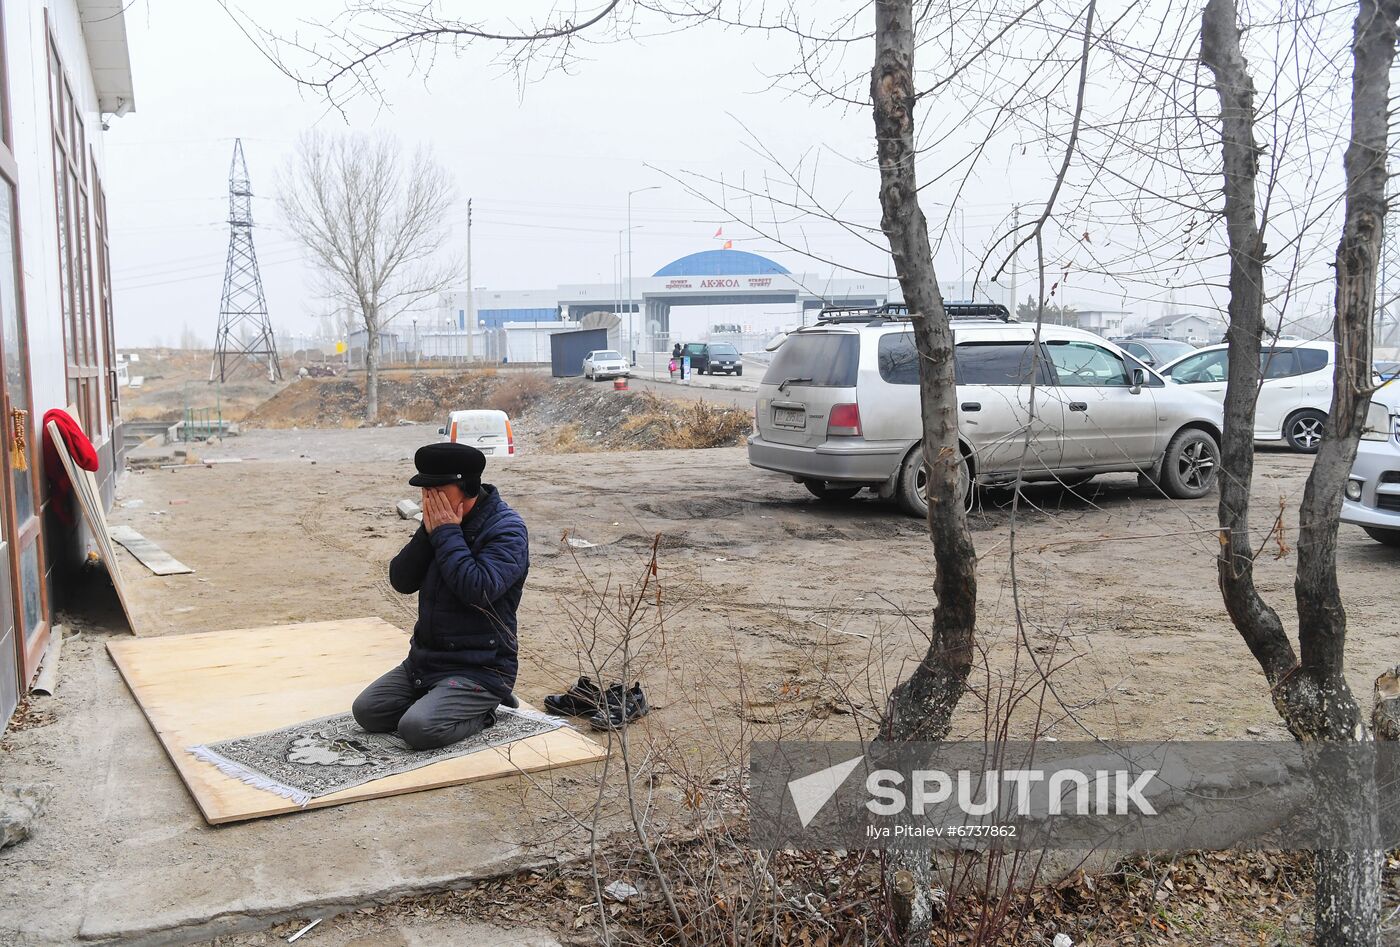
[[422, 488, 465, 533]]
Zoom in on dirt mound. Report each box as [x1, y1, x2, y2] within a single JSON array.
[[243, 371, 504, 428], [241, 369, 752, 452], [120, 348, 300, 422], [526, 385, 750, 451]]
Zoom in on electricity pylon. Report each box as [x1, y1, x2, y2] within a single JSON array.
[[211, 139, 281, 382]]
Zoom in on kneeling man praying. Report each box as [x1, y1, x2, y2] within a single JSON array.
[[352, 443, 529, 750]]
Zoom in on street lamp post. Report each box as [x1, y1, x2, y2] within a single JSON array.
[[627, 186, 661, 364]]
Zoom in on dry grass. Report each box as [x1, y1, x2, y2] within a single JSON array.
[[535, 424, 598, 454], [620, 400, 752, 450], [487, 372, 551, 418]]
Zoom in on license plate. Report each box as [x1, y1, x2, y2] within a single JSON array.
[[773, 406, 806, 429], [479, 447, 494, 454]]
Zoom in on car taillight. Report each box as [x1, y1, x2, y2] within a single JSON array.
[[449, 421, 458, 443], [506, 418, 516, 455], [828, 403, 862, 437]]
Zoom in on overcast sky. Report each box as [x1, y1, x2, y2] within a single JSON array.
[[102, 1, 1311, 348]]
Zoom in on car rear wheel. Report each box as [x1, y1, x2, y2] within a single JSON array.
[[1159, 428, 1219, 499], [898, 445, 973, 517], [803, 481, 862, 502], [1284, 409, 1327, 453], [1363, 527, 1400, 547]]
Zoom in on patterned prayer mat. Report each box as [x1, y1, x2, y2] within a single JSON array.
[[188, 707, 563, 806]]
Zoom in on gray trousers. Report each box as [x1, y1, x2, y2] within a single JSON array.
[[351, 662, 500, 751]]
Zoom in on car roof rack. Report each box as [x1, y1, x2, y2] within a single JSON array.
[[814, 301, 1013, 325]]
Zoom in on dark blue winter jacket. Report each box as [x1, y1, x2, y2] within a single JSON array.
[[388, 484, 529, 700]]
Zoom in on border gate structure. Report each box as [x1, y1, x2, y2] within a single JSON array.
[[211, 139, 281, 383]]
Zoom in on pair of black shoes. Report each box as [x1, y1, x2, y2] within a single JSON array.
[[544, 677, 650, 731]]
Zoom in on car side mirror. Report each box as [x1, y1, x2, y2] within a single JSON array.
[[437, 426, 446, 436], [1130, 368, 1146, 394]]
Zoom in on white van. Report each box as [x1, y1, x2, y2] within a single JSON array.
[[438, 409, 515, 459], [747, 304, 1224, 516]]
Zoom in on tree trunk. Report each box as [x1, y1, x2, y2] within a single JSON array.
[[1204, 1, 1400, 943], [871, 2, 979, 940], [1295, 7, 1399, 939], [1199, 0, 1304, 714], [365, 317, 380, 423]]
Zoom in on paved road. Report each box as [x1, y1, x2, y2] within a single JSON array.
[[628, 354, 761, 389], [622, 374, 757, 410]]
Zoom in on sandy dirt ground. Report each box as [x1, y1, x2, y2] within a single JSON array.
[[110, 427, 1399, 747], [7, 418, 1400, 944]]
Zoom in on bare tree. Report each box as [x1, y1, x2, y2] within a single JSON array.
[[1200, 0, 1400, 943], [869, 0, 978, 931], [278, 131, 454, 421]]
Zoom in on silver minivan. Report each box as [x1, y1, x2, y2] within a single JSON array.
[[747, 306, 1225, 515]]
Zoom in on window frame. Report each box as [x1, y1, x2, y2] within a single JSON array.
[[875, 331, 920, 386], [1, 4, 53, 690], [1043, 338, 1134, 388], [47, 28, 102, 440]]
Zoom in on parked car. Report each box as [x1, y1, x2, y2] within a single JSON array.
[[438, 409, 515, 459], [1375, 360, 1400, 382], [582, 350, 629, 380], [1117, 337, 1196, 369], [746, 304, 1225, 516], [1342, 381, 1400, 546], [1157, 340, 1333, 452], [675, 342, 743, 376], [699, 342, 742, 375]]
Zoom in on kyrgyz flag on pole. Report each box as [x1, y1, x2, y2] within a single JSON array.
[[722, 240, 733, 249]]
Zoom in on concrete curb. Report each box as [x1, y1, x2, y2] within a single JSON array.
[[76, 850, 561, 946], [627, 369, 758, 395]]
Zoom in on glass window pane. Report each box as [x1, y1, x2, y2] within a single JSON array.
[[1165, 349, 1228, 383], [1260, 348, 1300, 379], [762, 333, 860, 388], [1297, 348, 1329, 373], [0, 182, 34, 523], [20, 541, 41, 642], [1047, 340, 1132, 387], [55, 165, 73, 365], [877, 333, 920, 385], [955, 341, 1040, 385]]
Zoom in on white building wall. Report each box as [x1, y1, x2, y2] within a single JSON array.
[[1076, 310, 1131, 336], [5, 1, 118, 449], [504, 322, 574, 363]]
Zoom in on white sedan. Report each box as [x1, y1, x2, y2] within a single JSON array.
[[1159, 340, 1333, 453], [583, 350, 629, 381]]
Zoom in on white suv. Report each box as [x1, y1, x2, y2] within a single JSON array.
[[746, 305, 1225, 516], [1157, 340, 1333, 452]]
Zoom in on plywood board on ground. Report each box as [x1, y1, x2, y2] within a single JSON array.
[[107, 617, 608, 824], [108, 525, 193, 575], [47, 418, 138, 632]]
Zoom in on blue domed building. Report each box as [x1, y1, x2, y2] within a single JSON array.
[[652, 249, 790, 278], [435, 246, 1004, 361]]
